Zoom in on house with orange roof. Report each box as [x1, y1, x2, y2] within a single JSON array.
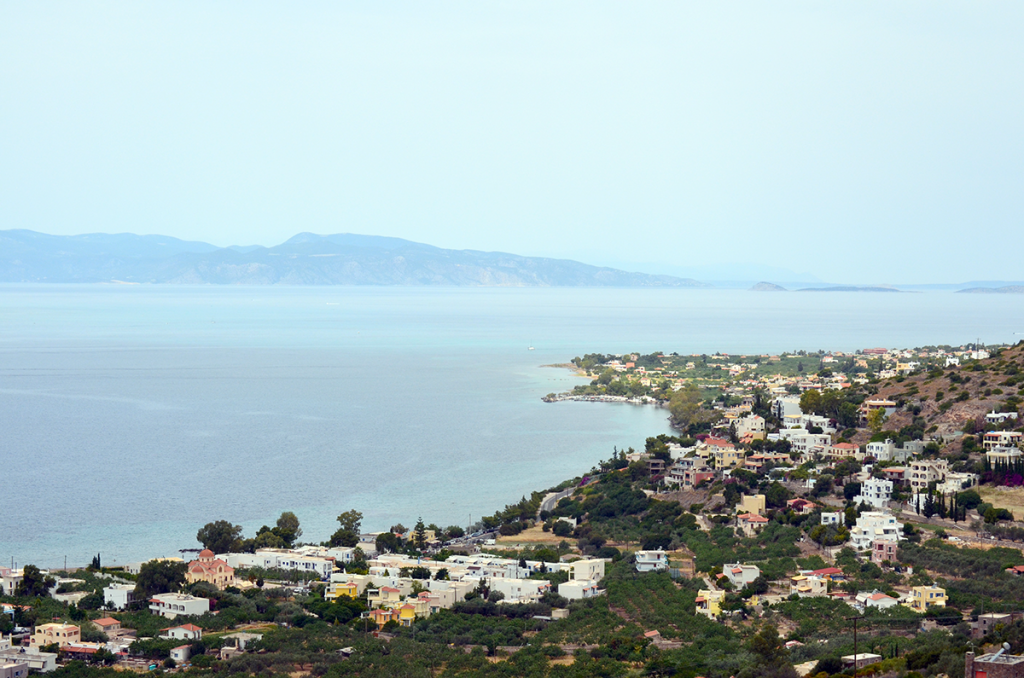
[[736, 513, 769, 537], [786, 498, 817, 514], [367, 586, 403, 610], [91, 617, 121, 636], [185, 550, 234, 590], [368, 608, 399, 628]]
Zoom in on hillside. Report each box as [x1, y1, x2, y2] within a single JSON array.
[[863, 343, 1024, 444], [0, 229, 708, 287]]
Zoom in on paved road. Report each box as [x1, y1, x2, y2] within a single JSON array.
[[539, 488, 574, 516]]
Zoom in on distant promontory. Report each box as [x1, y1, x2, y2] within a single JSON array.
[[749, 281, 787, 291], [0, 230, 709, 288]]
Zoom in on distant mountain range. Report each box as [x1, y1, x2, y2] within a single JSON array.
[[0, 230, 709, 287]]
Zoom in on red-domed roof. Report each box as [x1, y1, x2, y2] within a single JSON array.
[[199, 549, 215, 558]]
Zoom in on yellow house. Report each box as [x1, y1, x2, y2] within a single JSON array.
[[906, 585, 946, 612], [713, 448, 743, 469], [30, 623, 81, 649], [696, 589, 725, 618], [325, 581, 360, 601], [398, 603, 418, 627], [367, 586, 403, 610], [368, 608, 399, 628]]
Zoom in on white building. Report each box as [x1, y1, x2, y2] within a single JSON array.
[[854, 477, 893, 509], [850, 512, 903, 551], [987, 446, 1024, 464], [0, 570, 26, 598], [565, 559, 605, 583], [0, 660, 28, 678], [984, 431, 1024, 451], [936, 472, 978, 495], [103, 584, 137, 610], [821, 512, 843, 526], [801, 414, 836, 433], [169, 646, 191, 663], [865, 439, 912, 463], [160, 624, 203, 641], [558, 579, 601, 600], [721, 563, 760, 589], [635, 551, 668, 573], [735, 414, 766, 438], [488, 578, 551, 604], [772, 396, 802, 420], [125, 558, 183, 576], [987, 410, 1019, 425], [222, 549, 335, 580], [0, 637, 57, 674], [856, 591, 898, 610], [148, 593, 211, 619]]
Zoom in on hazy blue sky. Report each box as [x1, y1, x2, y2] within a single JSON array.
[[2, 2, 1022, 283]]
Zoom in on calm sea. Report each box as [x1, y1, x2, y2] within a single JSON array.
[[1, 285, 1020, 569]]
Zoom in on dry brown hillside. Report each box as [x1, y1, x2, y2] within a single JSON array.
[[868, 342, 1024, 441]]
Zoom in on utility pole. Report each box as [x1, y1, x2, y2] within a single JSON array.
[[852, 616, 858, 672]]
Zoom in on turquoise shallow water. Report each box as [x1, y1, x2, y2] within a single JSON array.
[[0, 285, 1020, 568]]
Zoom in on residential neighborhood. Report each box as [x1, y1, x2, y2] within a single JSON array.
[[4, 341, 1024, 678]]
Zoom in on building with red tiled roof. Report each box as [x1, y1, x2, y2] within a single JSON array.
[[786, 498, 817, 514], [737, 513, 769, 537], [186, 550, 234, 590], [811, 567, 844, 580], [92, 617, 121, 633]]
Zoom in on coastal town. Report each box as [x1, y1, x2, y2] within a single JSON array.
[[5, 342, 1024, 678]]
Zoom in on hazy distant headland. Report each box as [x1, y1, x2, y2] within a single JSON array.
[[4, 230, 1024, 291], [0, 230, 709, 287]]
